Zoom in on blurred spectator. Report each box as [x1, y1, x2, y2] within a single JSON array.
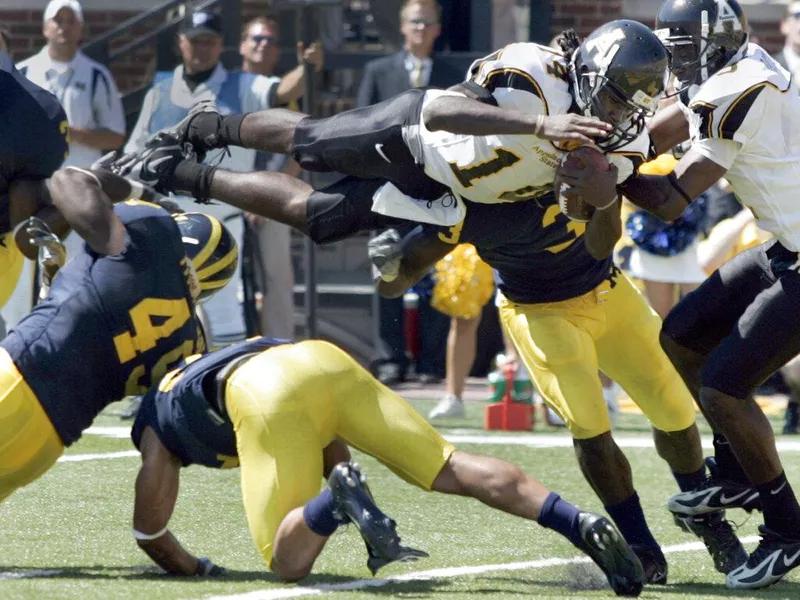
[[125, 10, 282, 349], [428, 244, 494, 419], [775, 2, 800, 80], [238, 16, 323, 339], [357, 0, 461, 105], [12, 0, 125, 327], [492, 0, 518, 48], [357, 0, 460, 385], [19, 0, 125, 169]]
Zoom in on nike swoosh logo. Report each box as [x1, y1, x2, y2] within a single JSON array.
[[719, 490, 752, 504], [375, 143, 392, 163], [771, 481, 788, 495], [784, 548, 800, 567]]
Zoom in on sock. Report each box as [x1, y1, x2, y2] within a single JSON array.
[[168, 160, 217, 203], [303, 488, 342, 537], [756, 472, 800, 537], [713, 434, 751, 485], [605, 492, 660, 550], [672, 465, 707, 492], [537, 492, 582, 546]]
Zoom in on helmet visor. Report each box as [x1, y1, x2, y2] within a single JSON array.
[[585, 75, 652, 150]]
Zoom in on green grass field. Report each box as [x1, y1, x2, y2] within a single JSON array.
[[2, 397, 799, 600]]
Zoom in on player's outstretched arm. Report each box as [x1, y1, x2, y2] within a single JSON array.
[[7, 178, 67, 260], [372, 227, 452, 299], [48, 168, 128, 255], [648, 102, 690, 156], [134, 427, 226, 576], [618, 149, 727, 222], [422, 94, 612, 144]]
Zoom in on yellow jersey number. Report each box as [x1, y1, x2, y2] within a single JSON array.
[[113, 297, 196, 396], [437, 203, 584, 253]]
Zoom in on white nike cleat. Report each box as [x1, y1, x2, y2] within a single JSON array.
[[726, 526, 800, 589], [667, 473, 760, 517], [428, 394, 465, 419]]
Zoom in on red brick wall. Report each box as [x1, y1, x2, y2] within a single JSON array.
[[1, 1, 786, 96], [1, 0, 274, 94]]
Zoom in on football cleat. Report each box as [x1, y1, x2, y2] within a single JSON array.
[[667, 459, 760, 517], [428, 394, 466, 419], [673, 511, 748, 574], [328, 462, 428, 576], [726, 526, 800, 589], [110, 133, 190, 195], [575, 512, 644, 597], [631, 544, 668, 585]]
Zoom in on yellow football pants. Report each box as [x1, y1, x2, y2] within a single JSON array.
[[499, 272, 696, 439], [0, 348, 65, 502], [224, 340, 456, 567]]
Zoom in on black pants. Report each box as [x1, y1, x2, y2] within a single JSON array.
[[662, 239, 800, 399]]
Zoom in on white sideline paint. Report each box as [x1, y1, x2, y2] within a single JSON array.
[[82, 428, 800, 452], [198, 536, 761, 600], [0, 569, 62, 580], [57, 450, 138, 463]]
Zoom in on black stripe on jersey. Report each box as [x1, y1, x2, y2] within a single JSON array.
[[717, 83, 766, 141], [689, 101, 716, 141], [480, 68, 547, 113]]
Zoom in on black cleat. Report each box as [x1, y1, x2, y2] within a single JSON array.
[[726, 526, 800, 589], [575, 512, 644, 597], [328, 462, 428, 576], [673, 510, 748, 573], [667, 458, 760, 517], [631, 544, 668, 585]]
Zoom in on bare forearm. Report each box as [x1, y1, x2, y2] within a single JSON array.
[[275, 65, 305, 105], [583, 200, 622, 260], [138, 532, 199, 576], [618, 174, 687, 222], [423, 95, 537, 135], [49, 169, 125, 255], [69, 127, 125, 151]]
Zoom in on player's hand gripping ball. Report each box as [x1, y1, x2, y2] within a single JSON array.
[[555, 145, 611, 222]]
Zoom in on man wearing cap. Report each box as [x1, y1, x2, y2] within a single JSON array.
[[12, 0, 126, 326], [124, 10, 283, 358]]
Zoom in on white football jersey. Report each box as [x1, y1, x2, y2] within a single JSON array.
[[415, 43, 648, 204], [682, 44, 800, 251]]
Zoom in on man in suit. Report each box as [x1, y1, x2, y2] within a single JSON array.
[[356, 0, 458, 386]]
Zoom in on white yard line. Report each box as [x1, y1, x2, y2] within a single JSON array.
[[198, 536, 760, 600], [0, 569, 63, 579], [57, 450, 139, 463], [82, 428, 800, 452]]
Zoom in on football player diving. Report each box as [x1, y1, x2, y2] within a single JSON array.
[[558, 0, 800, 589], [111, 20, 743, 583], [0, 166, 237, 513], [130, 335, 645, 596], [0, 51, 70, 311]]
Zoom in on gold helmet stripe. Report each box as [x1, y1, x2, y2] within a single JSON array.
[[192, 215, 222, 271], [196, 245, 238, 280]]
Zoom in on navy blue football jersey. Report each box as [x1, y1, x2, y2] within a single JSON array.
[[0, 54, 69, 234], [1, 201, 204, 446], [132, 336, 291, 468], [424, 193, 614, 303]]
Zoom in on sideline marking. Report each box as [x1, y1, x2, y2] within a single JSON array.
[[199, 536, 760, 600], [0, 569, 63, 579], [57, 450, 138, 463]]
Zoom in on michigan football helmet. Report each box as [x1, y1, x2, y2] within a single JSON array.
[[655, 0, 749, 94], [570, 20, 669, 151], [174, 212, 238, 302]]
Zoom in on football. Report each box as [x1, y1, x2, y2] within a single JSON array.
[[555, 145, 611, 222]]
